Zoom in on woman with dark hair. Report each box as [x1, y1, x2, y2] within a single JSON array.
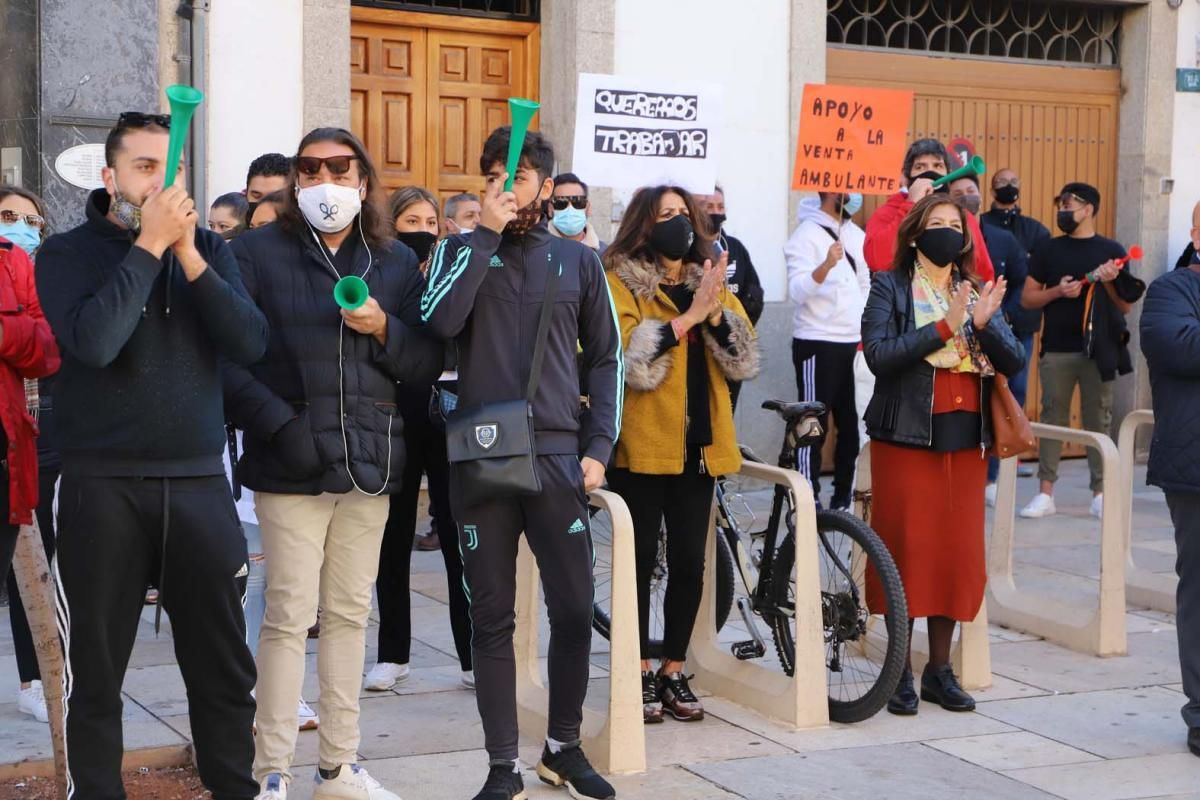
[[364, 186, 474, 693], [862, 193, 1023, 716], [223, 128, 442, 800], [0, 184, 59, 725], [604, 185, 760, 724], [208, 191, 249, 240]]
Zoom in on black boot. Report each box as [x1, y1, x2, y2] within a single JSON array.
[[887, 669, 919, 716], [921, 663, 976, 711], [1188, 727, 1200, 757]]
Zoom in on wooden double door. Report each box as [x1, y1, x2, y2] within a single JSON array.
[[350, 8, 540, 206]]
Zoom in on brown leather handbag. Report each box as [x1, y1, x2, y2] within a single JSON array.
[[988, 373, 1035, 458]]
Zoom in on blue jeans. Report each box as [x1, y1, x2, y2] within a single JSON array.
[[242, 521, 266, 658], [988, 332, 1034, 483]]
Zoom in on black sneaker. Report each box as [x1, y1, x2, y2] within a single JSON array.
[[642, 670, 663, 724], [1188, 727, 1200, 757], [658, 671, 704, 721], [535, 742, 616, 799], [472, 762, 527, 800]]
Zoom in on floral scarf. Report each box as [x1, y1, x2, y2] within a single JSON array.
[[912, 266, 994, 375]]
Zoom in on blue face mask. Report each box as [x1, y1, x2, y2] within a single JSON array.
[[0, 220, 41, 256], [551, 205, 587, 237], [843, 193, 864, 217]]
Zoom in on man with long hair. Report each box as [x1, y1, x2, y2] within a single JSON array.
[[223, 127, 442, 800]]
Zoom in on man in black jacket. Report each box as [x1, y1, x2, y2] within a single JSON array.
[[699, 186, 763, 409], [222, 128, 441, 800], [1140, 236, 1200, 759], [423, 128, 622, 800], [36, 114, 268, 800]]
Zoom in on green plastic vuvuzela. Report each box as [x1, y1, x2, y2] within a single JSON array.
[[163, 84, 204, 188], [503, 98, 541, 192]]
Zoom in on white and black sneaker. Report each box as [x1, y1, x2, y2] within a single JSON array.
[[471, 762, 527, 800], [536, 743, 615, 799]]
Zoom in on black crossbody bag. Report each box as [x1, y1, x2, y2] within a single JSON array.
[[444, 255, 560, 507]]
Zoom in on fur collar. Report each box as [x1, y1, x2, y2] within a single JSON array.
[[610, 256, 704, 300]]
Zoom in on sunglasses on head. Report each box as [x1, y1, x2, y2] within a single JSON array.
[[296, 155, 359, 177], [0, 210, 45, 229], [117, 111, 172, 129], [551, 196, 587, 211]]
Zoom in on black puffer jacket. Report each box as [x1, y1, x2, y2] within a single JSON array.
[[862, 270, 1026, 449], [223, 221, 442, 495], [1140, 267, 1200, 495]]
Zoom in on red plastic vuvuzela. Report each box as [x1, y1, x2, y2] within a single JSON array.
[[1115, 244, 1143, 267]]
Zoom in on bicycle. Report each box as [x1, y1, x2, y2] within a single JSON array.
[[590, 399, 909, 723]]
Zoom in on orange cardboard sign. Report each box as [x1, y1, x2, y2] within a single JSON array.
[[792, 84, 914, 195]]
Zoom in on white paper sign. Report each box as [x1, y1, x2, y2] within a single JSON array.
[[54, 143, 106, 190], [571, 73, 723, 194]]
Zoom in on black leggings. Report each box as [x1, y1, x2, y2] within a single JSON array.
[[375, 388, 472, 670], [607, 449, 715, 662], [8, 466, 59, 683]]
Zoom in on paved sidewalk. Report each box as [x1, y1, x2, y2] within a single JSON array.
[[1, 460, 1197, 799]]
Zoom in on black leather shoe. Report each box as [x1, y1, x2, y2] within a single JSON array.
[[921, 663, 976, 711], [887, 669, 919, 716], [1188, 727, 1200, 757]]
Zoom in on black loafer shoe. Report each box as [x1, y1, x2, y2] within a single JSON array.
[[921, 663, 976, 711], [1188, 727, 1200, 757], [887, 669, 919, 715]]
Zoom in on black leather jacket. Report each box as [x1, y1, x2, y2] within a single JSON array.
[[862, 270, 1026, 449]]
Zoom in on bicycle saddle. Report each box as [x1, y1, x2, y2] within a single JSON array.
[[762, 399, 826, 420]]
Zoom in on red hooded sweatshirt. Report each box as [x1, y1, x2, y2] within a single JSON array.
[[0, 240, 60, 525], [864, 192, 995, 282]]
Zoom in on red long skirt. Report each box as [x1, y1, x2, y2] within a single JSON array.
[[865, 439, 987, 621]]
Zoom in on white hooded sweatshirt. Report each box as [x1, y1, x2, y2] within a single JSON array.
[[783, 197, 870, 343]]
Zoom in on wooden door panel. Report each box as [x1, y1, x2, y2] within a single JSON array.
[[351, 23, 427, 192]]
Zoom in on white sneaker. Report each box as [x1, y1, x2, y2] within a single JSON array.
[[298, 698, 319, 731], [256, 773, 287, 800], [984, 483, 998, 509], [313, 764, 401, 800], [461, 670, 475, 689], [363, 662, 409, 691], [18, 680, 48, 723], [1090, 494, 1104, 518], [1019, 493, 1057, 519]]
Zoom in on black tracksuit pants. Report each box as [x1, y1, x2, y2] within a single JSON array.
[[8, 465, 59, 682], [377, 389, 472, 669], [55, 473, 257, 800], [1167, 491, 1200, 730], [607, 448, 715, 661], [450, 453, 595, 763], [792, 338, 860, 507]]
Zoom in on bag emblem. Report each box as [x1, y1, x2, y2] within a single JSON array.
[[475, 424, 498, 449]]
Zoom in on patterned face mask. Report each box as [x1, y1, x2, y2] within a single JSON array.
[[504, 193, 544, 237], [110, 175, 143, 231]]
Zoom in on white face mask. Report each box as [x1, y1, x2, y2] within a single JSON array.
[[297, 182, 363, 234]]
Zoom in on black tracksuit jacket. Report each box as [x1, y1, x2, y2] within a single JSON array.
[[421, 223, 622, 465]]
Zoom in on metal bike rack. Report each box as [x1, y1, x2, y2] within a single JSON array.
[[513, 489, 646, 775], [1116, 410, 1176, 613], [853, 444, 992, 690], [687, 461, 829, 730], [989, 422, 1127, 656]]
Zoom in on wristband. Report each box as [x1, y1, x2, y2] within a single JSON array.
[[670, 318, 686, 341]]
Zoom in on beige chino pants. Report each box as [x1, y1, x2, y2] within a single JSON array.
[[251, 490, 389, 782]]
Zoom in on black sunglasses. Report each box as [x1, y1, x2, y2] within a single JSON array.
[[550, 195, 587, 211], [117, 111, 172, 129], [296, 155, 359, 177]]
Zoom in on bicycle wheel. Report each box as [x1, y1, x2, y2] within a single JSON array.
[[590, 504, 735, 658], [768, 509, 909, 723]]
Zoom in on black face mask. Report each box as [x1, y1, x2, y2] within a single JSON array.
[[245, 201, 259, 228], [649, 214, 694, 260], [994, 185, 1019, 205], [915, 227, 965, 267], [1057, 210, 1081, 235], [709, 213, 726, 232], [220, 224, 245, 241], [396, 230, 438, 263], [959, 195, 982, 216], [911, 170, 949, 194]]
